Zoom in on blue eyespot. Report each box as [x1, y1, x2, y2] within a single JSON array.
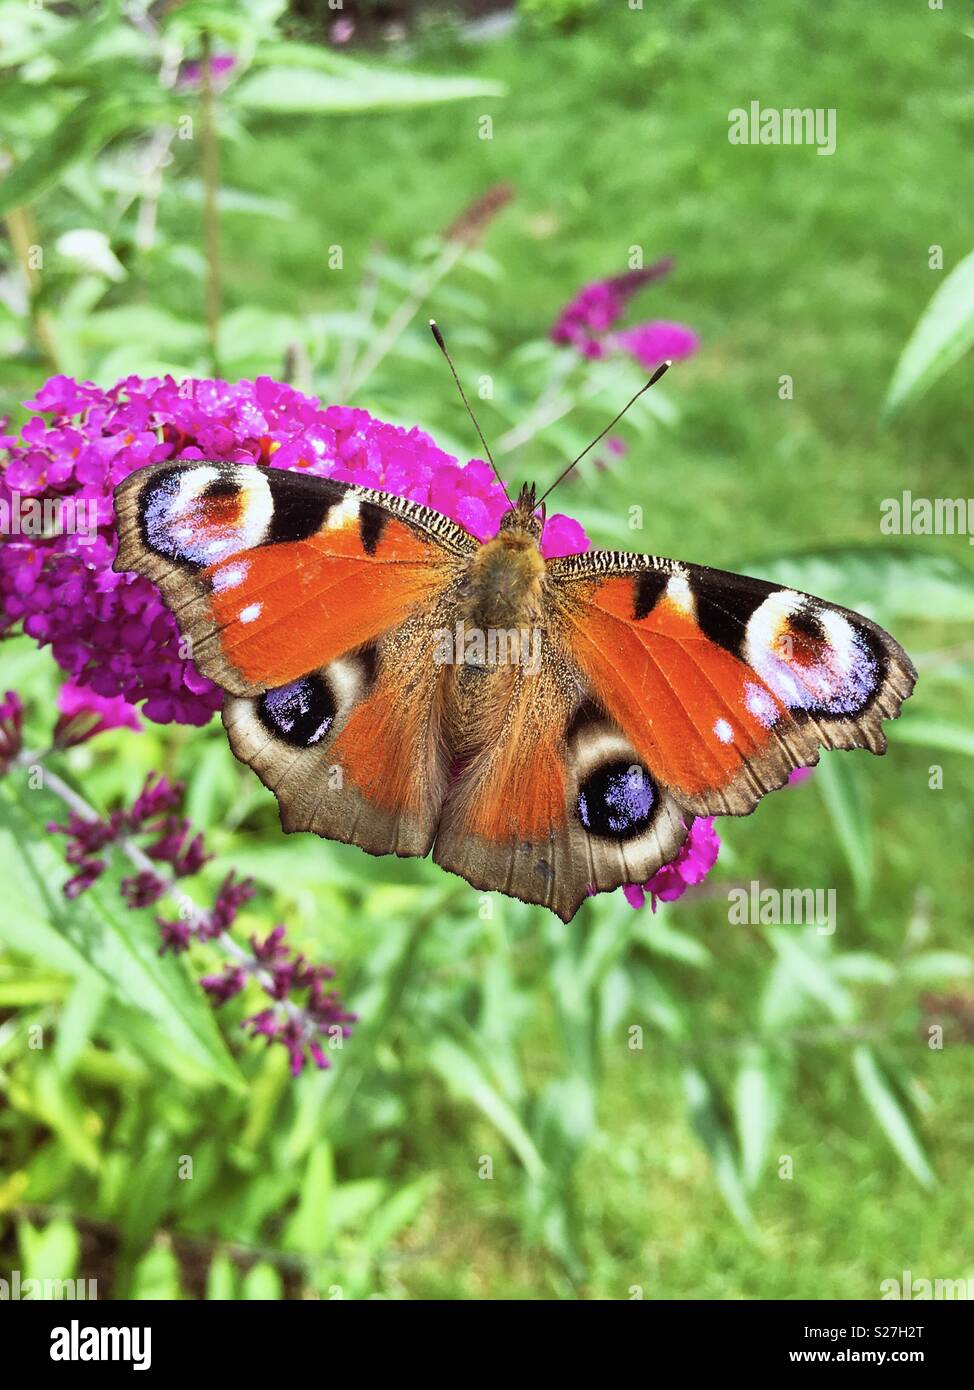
[[577, 761, 655, 840], [258, 676, 334, 748]]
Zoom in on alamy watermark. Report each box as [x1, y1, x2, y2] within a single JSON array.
[[728, 880, 836, 935], [0, 1268, 97, 1300], [880, 492, 974, 544], [433, 621, 542, 676], [0, 491, 98, 545], [728, 102, 837, 156], [880, 1270, 973, 1300], [50, 1319, 151, 1370]]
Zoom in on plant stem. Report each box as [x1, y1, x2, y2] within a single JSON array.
[[3, 205, 60, 370], [344, 238, 466, 399], [199, 31, 222, 373], [494, 353, 583, 457]]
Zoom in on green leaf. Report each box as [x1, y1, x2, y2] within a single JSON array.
[[0, 791, 243, 1091], [833, 952, 896, 986], [0, 93, 159, 217], [0, 1, 68, 66], [281, 1141, 334, 1255], [78, 305, 208, 355], [206, 1251, 238, 1300], [769, 932, 856, 1024], [240, 1261, 284, 1300], [851, 1045, 935, 1187], [231, 65, 504, 115], [76, 880, 244, 1091], [734, 1045, 779, 1191], [682, 1066, 754, 1231], [17, 1217, 80, 1285], [884, 249, 974, 417], [427, 1036, 545, 1180], [130, 1241, 184, 1300], [900, 951, 974, 984], [813, 752, 873, 910], [364, 1176, 438, 1253], [30, 1062, 102, 1172], [743, 546, 974, 627], [53, 977, 108, 1078], [163, 0, 286, 47], [326, 1180, 387, 1237], [0, 791, 102, 980]]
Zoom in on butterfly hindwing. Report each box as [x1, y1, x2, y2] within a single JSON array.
[[547, 550, 917, 816], [432, 645, 692, 921], [223, 619, 454, 859]]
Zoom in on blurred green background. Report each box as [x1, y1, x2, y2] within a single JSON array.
[[1, 0, 973, 1299]]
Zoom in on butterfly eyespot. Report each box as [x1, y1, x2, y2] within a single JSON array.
[[257, 676, 335, 748], [744, 594, 882, 716], [576, 760, 656, 840], [141, 463, 272, 567]]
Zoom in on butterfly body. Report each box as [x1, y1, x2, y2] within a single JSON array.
[[114, 459, 916, 921]]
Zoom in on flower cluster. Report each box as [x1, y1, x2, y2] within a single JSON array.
[[204, 926, 356, 1076], [0, 376, 586, 729], [550, 259, 699, 370], [49, 771, 196, 900], [156, 870, 254, 954]]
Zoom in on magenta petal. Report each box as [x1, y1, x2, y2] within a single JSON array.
[[540, 512, 590, 559], [616, 320, 699, 371], [623, 883, 646, 910]]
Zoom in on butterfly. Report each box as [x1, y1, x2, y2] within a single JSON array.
[[112, 345, 916, 922]]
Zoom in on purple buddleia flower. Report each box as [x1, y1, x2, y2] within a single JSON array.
[[176, 54, 237, 89], [120, 870, 168, 909], [550, 260, 700, 376], [40, 754, 354, 1074], [54, 678, 143, 747], [550, 259, 675, 357], [200, 965, 247, 1004], [616, 321, 700, 372], [623, 818, 721, 912]]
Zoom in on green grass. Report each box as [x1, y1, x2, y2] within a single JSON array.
[[2, 0, 973, 1299]]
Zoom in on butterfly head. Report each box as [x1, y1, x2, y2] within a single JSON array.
[[498, 482, 545, 542]]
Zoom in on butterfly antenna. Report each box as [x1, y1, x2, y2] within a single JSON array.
[[430, 319, 513, 508], [535, 359, 673, 507]]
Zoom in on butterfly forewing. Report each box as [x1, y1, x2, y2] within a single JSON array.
[[547, 550, 917, 816]]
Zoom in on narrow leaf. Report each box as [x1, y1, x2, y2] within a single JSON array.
[[814, 752, 873, 909], [884, 249, 974, 417], [231, 65, 504, 115], [851, 1046, 935, 1187]]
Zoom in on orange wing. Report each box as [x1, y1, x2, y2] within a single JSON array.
[[113, 460, 475, 695], [547, 552, 917, 816]]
